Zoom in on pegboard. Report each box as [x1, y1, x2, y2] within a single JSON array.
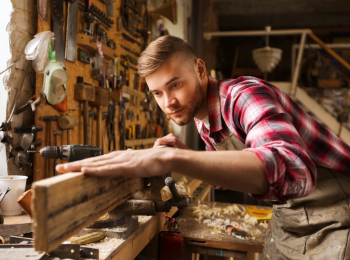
[[33, 0, 167, 181]]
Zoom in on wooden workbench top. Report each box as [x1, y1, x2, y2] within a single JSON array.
[[177, 202, 270, 253]]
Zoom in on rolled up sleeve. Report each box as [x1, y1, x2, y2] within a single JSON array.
[[226, 83, 317, 202]]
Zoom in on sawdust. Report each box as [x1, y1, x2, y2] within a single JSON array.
[[191, 201, 269, 240]]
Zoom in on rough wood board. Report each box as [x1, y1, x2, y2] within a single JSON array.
[[32, 173, 145, 252], [177, 202, 267, 253]]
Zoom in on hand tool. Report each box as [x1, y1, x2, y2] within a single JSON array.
[[121, 33, 141, 46], [65, 0, 79, 63], [58, 114, 78, 145], [28, 144, 102, 162], [91, 88, 109, 151], [0, 122, 12, 132], [38, 0, 48, 21], [14, 95, 41, 115], [20, 133, 42, 151], [107, 103, 116, 151], [74, 77, 95, 145], [14, 125, 44, 134], [106, 0, 114, 17], [83, 0, 94, 35], [1, 134, 13, 146], [14, 150, 32, 170], [78, 48, 90, 64], [50, 0, 65, 65], [120, 44, 140, 57], [53, 130, 63, 176], [202, 215, 247, 238]]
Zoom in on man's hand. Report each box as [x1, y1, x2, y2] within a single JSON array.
[[153, 133, 190, 149], [55, 148, 175, 177]]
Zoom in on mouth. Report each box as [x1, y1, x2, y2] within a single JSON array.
[[169, 108, 184, 116]]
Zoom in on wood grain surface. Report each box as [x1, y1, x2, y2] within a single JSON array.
[[32, 173, 145, 252]]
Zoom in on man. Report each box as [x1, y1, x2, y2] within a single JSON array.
[[57, 36, 350, 259]]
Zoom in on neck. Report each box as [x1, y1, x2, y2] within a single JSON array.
[[194, 76, 209, 120]]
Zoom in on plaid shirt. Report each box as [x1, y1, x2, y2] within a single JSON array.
[[195, 76, 350, 202]]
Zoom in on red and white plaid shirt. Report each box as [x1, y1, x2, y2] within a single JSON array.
[[195, 76, 350, 202]]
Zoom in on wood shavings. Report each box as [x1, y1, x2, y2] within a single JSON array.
[[244, 214, 258, 225], [160, 184, 188, 201], [259, 221, 269, 229], [98, 212, 109, 221], [191, 202, 268, 240]]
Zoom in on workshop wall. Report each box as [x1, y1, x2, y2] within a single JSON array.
[[32, 0, 168, 182]]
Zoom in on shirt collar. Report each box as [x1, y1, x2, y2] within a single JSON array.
[[194, 76, 222, 134]]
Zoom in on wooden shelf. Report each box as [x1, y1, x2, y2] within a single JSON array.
[[124, 138, 158, 147], [77, 33, 116, 60]]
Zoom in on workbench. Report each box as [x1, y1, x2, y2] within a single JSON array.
[[1, 176, 209, 260], [177, 202, 269, 260]]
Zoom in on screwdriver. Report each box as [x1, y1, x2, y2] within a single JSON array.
[[28, 144, 102, 162]]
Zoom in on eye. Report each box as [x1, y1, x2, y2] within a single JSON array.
[[172, 83, 180, 88], [153, 92, 161, 97]]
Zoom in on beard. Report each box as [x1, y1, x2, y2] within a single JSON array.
[[166, 78, 204, 126]]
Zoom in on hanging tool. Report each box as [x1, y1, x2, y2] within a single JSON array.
[[65, 0, 80, 63], [107, 103, 116, 151], [28, 144, 102, 162], [50, 0, 65, 64], [121, 33, 140, 46], [20, 133, 42, 151], [14, 95, 41, 115], [1, 135, 13, 146], [53, 130, 63, 176], [202, 215, 247, 238], [83, 0, 94, 35], [91, 88, 109, 152], [74, 77, 95, 145], [38, 0, 48, 21], [14, 125, 43, 134], [58, 114, 78, 145]]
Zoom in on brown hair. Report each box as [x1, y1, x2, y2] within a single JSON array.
[[138, 35, 196, 78]]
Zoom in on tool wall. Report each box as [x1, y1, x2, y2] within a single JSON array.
[[33, 0, 168, 181]]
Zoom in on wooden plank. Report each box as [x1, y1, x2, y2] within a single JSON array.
[[32, 173, 145, 252], [340, 126, 350, 146]]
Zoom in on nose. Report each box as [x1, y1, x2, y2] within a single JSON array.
[[164, 93, 177, 109]]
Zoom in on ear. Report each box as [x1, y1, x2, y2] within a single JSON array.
[[195, 59, 207, 79]]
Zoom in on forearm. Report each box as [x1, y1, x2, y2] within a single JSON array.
[[168, 149, 269, 195]]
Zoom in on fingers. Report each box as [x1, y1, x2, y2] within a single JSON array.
[[55, 151, 124, 173], [82, 162, 137, 177], [153, 133, 177, 148]]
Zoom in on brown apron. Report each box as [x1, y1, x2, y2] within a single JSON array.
[[212, 128, 350, 259]]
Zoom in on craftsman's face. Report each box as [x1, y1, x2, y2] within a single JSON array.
[[146, 55, 205, 126]]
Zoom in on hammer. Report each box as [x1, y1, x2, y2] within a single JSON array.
[[58, 115, 78, 145], [74, 77, 95, 145], [91, 88, 109, 150]]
